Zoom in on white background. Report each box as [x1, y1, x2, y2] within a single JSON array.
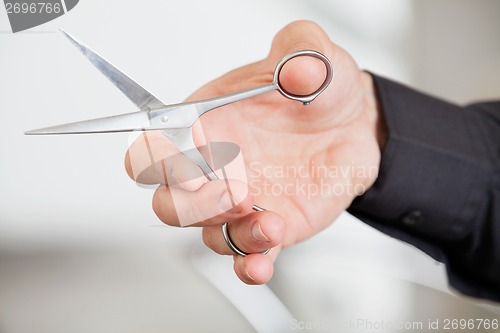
[[1, 1, 499, 332]]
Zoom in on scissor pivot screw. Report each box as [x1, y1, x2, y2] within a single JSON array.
[[161, 115, 169, 123]]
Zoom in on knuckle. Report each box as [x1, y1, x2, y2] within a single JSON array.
[[152, 189, 162, 218], [202, 227, 227, 255], [124, 151, 135, 181], [201, 227, 213, 248], [152, 187, 180, 226]]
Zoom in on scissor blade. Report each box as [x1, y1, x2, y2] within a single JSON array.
[[60, 29, 166, 111], [25, 111, 150, 135]]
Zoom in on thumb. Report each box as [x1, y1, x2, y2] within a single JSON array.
[[268, 20, 333, 97]]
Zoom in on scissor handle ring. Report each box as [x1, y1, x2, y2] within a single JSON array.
[[273, 50, 333, 105]]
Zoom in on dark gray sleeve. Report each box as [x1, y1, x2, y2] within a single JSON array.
[[347, 74, 500, 302]]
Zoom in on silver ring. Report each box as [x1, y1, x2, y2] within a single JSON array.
[[273, 49, 333, 105], [222, 222, 271, 256]]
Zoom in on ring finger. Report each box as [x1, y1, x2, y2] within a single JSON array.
[[202, 210, 285, 256]]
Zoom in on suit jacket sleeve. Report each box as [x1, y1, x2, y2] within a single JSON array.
[[347, 74, 500, 302]]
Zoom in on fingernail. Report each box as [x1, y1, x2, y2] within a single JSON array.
[[245, 267, 255, 282], [252, 222, 269, 242], [219, 191, 234, 212]]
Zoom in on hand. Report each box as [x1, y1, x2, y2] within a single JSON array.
[[125, 20, 385, 284]]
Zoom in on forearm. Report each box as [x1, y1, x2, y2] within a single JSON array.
[[348, 73, 500, 302]]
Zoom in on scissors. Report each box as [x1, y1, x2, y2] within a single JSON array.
[[26, 31, 333, 255]]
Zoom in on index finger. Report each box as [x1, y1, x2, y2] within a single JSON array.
[[125, 130, 206, 190]]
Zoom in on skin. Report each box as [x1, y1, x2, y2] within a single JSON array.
[[125, 20, 386, 284]]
